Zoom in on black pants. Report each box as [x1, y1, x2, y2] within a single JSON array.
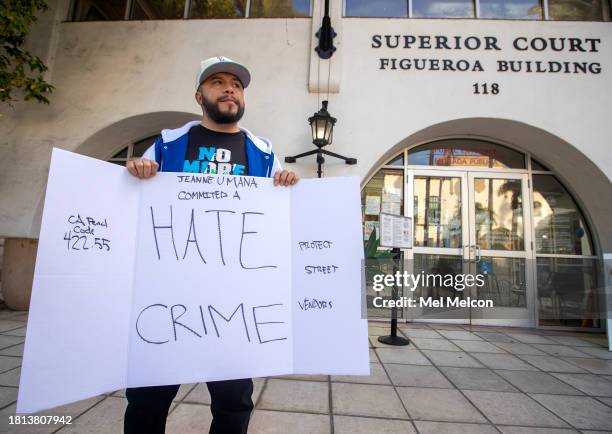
[[124, 379, 254, 434]]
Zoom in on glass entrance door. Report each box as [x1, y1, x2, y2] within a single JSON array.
[[407, 170, 534, 326], [407, 170, 471, 323], [467, 172, 533, 326]]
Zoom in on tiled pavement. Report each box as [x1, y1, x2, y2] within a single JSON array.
[[0, 309, 611, 433]]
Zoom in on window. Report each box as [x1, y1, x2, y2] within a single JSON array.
[[385, 153, 404, 166], [343, 0, 609, 20], [362, 169, 404, 241], [412, 0, 474, 17], [362, 170, 404, 319], [548, 0, 604, 20], [130, 0, 185, 19], [413, 177, 462, 248], [536, 257, 599, 327], [473, 178, 525, 250], [72, 0, 128, 21], [190, 0, 246, 18], [532, 174, 598, 328], [531, 158, 550, 171], [70, 0, 311, 20], [249, 0, 311, 17], [107, 136, 158, 166], [407, 140, 526, 169], [345, 0, 408, 17], [532, 175, 593, 255]]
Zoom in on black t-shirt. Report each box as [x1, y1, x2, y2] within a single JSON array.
[[183, 125, 248, 175]]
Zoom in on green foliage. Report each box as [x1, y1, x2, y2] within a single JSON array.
[[364, 228, 394, 259], [364, 227, 395, 287], [0, 0, 54, 106]]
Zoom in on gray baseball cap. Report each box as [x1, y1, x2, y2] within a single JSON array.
[[196, 56, 251, 89]]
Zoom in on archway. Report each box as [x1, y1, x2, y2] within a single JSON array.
[[362, 118, 610, 329]]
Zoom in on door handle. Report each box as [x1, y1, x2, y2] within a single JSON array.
[[463, 244, 472, 262], [463, 245, 480, 263], [474, 244, 481, 263]]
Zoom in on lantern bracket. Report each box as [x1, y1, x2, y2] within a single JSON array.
[[285, 100, 356, 178]]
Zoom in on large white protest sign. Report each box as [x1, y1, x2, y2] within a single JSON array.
[[17, 149, 368, 413]]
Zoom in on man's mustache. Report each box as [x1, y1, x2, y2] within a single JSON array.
[[217, 96, 239, 104]]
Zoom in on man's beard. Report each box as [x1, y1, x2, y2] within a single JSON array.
[[201, 96, 245, 124]]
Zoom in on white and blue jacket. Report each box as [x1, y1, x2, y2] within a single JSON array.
[[143, 120, 282, 177]]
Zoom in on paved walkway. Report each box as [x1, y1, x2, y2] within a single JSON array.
[[0, 309, 611, 433]]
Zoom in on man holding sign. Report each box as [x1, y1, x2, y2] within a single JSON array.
[[125, 56, 298, 434]]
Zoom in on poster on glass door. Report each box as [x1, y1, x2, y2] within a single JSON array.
[[379, 212, 412, 249]]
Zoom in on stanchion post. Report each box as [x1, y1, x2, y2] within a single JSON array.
[[378, 248, 410, 346]]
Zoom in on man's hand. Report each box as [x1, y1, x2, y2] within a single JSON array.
[[127, 159, 159, 179], [273, 170, 299, 186]]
